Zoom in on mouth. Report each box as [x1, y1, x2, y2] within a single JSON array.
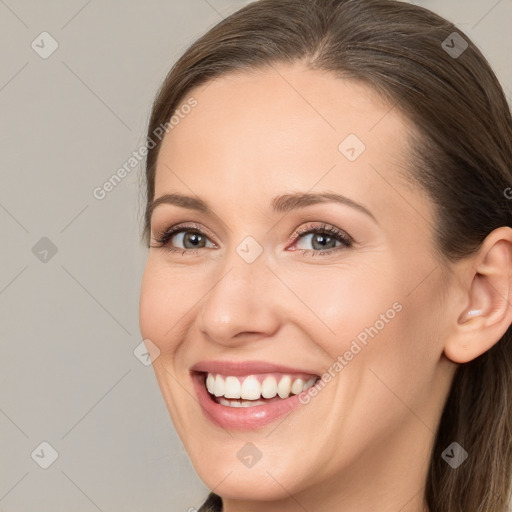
[[205, 372, 317, 407], [190, 361, 321, 430]]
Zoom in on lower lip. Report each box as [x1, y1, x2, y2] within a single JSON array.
[[191, 372, 309, 430]]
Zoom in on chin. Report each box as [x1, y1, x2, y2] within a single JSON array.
[[194, 461, 303, 502]]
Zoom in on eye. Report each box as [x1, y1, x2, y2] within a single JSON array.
[[290, 223, 353, 256], [151, 223, 216, 254], [151, 222, 353, 257]]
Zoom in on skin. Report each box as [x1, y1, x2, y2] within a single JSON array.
[[138, 62, 512, 512]]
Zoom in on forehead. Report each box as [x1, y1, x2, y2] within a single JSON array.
[[154, 63, 423, 221]]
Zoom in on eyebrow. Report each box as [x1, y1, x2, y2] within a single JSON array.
[[147, 192, 377, 224]]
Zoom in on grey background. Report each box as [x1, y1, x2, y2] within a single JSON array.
[[0, 1, 510, 511]]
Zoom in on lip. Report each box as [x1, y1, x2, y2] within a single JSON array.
[[190, 360, 318, 376], [190, 360, 320, 431]]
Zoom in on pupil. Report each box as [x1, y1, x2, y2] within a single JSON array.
[[185, 233, 203, 248], [313, 234, 335, 250]]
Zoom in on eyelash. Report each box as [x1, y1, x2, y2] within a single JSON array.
[[150, 222, 353, 257]]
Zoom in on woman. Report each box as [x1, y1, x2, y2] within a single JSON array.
[[138, 0, 512, 510]]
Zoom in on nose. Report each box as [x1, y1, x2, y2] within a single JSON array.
[[197, 249, 282, 347]]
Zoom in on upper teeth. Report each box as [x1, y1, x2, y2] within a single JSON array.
[[205, 373, 317, 400]]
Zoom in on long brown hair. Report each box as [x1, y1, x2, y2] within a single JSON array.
[[140, 1, 512, 510]]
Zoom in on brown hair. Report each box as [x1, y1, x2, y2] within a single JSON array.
[[140, 1, 512, 510]]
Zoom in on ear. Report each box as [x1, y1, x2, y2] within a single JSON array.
[[444, 226, 512, 364]]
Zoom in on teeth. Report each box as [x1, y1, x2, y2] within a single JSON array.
[[241, 375, 261, 400], [277, 375, 292, 398], [224, 376, 241, 399], [206, 374, 215, 394], [304, 377, 316, 389], [214, 375, 224, 397], [219, 398, 266, 408], [204, 373, 317, 401], [261, 376, 277, 398], [291, 378, 304, 395]]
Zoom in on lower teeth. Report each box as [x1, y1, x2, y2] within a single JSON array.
[[218, 397, 266, 408]]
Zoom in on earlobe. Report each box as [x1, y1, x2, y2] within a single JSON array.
[[444, 227, 512, 364]]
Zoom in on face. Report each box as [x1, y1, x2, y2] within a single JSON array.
[[139, 63, 456, 504]]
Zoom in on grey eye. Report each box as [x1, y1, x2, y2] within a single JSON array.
[[296, 233, 342, 251], [172, 231, 215, 249]]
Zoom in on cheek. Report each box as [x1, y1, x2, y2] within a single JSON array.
[[138, 260, 193, 353], [287, 259, 439, 407], [283, 263, 398, 353]]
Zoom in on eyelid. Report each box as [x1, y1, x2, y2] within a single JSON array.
[[289, 222, 354, 247], [152, 222, 218, 246], [152, 221, 354, 255]]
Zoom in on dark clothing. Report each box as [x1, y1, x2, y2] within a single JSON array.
[[198, 492, 222, 512]]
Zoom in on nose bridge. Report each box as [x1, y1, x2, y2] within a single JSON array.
[[197, 239, 280, 344]]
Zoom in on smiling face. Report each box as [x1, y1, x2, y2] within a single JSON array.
[[139, 63, 458, 509]]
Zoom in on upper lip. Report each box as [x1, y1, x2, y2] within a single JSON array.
[[190, 360, 320, 377]]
